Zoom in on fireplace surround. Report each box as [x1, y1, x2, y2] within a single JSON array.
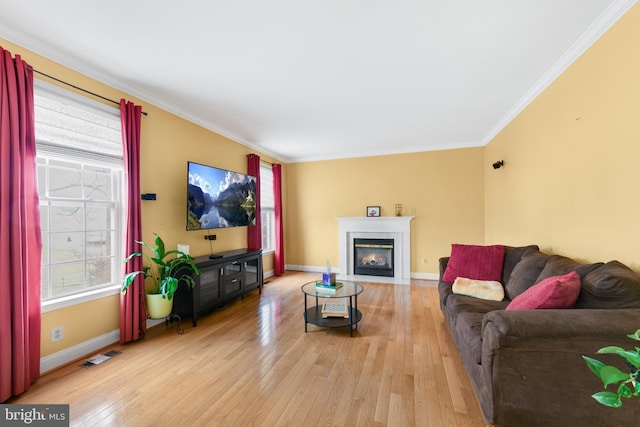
[[337, 216, 413, 281]]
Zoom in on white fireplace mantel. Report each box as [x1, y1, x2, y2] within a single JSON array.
[[338, 216, 414, 281]]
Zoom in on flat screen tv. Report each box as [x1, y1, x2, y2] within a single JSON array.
[[186, 161, 257, 230]]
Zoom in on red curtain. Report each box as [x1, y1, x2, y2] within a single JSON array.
[[247, 154, 262, 250], [273, 164, 285, 275], [0, 47, 42, 402], [119, 99, 145, 343]]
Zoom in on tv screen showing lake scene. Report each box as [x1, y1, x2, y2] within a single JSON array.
[[186, 161, 257, 230]]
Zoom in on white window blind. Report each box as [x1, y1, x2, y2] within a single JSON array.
[[35, 81, 122, 160], [260, 164, 274, 210], [35, 80, 124, 303], [260, 163, 275, 252]]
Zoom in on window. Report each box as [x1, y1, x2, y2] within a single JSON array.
[[260, 163, 275, 252], [35, 80, 124, 304]]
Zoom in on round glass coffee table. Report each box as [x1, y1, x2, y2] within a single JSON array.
[[301, 280, 364, 337]]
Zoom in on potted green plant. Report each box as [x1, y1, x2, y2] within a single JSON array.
[[583, 329, 640, 408], [121, 233, 200, 318]]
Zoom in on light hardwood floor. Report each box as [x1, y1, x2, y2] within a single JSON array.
[[10, 271, 488, 426]]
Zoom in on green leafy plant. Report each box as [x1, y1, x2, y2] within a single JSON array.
[[121, 233, 200, 301], [583, 329, 640, 408]]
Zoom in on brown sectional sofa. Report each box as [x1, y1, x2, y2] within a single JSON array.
[[438, 245, 640, 426]]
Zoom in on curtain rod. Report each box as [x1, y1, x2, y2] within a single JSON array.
[[247, 154, 277, 166], [31, 68, 148, 116]]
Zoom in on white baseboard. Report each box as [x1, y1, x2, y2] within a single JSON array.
[[285, 264, 327, 273], [40, 329, 120, 374], [146, 318, 165, 328], [411, 272, 439, 281]]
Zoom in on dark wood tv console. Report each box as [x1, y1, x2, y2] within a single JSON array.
[[173, 248, 262, 327]]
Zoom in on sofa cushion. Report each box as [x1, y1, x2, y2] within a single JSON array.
[[575, 260, 640, 309], [536, 255, 602, 282], [443, 294, 509, 330], [501, 245, 540, 285], [506, 271, 581, 310], [442, 244, 504, 283], [454, 312, 485, 364], [504, 250, 550, 300], [453, 277, 504, 301]]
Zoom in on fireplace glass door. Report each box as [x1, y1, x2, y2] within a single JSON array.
[[353, 238, 394, 277]]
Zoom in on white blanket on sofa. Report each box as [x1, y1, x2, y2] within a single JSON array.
[[452, 277, 505, 301]]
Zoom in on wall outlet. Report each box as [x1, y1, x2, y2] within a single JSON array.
[[422, 257, 428, 264], [410, 208, 416, 215], [51, 325, 64, 343], [177, 244, 190, 255]]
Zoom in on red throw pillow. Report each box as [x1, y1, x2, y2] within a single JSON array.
[[442, 244, 504, 283], [506, 271, 581, 310]]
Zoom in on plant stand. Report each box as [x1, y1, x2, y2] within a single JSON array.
[[139, 313, 184, 338], [164, 313, 184, 334]]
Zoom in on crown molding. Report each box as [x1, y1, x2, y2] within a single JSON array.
[[0, 26, 287, 164], [482, 0, 638, 145], [284, 140, 485, 164]]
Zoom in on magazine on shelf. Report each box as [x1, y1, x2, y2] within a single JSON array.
[[321, 303, 350, 318]]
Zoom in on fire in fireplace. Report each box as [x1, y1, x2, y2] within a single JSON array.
[[353, 238, 394, 277]]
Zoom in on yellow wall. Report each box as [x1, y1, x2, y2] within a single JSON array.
[[1, 38, 280, 358], [285, 148, 485, 274], [485, 4, 640, 268]]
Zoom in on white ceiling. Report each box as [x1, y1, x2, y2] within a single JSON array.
[[0, 1, 635, 163]]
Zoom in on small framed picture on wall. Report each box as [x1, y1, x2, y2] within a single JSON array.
[[367, 206, 380, 217]]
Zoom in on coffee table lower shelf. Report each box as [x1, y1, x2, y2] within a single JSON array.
[[304, 306, 362, 336]]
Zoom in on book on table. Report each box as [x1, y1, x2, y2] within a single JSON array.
[[321, 303, 349, 318], [315, 281, 343, 294]]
